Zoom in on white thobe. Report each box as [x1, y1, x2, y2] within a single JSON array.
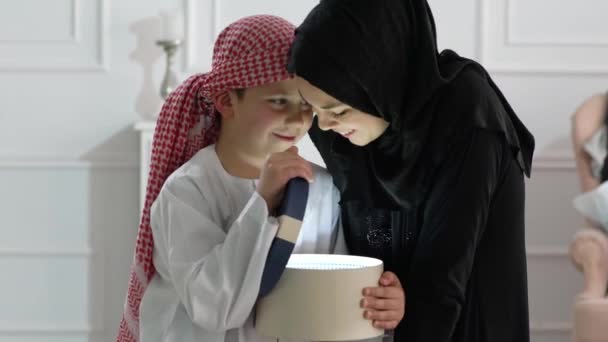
[[139, 145, 347, 342]]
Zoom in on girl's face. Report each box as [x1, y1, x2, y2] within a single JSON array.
[[295, 77, 389, 146], [226, 78, 314, 158]]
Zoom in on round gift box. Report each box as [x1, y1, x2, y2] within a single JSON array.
[[255, 254, 384, 341]]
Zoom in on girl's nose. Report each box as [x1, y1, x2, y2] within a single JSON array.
[[317, 113, 338, 131]]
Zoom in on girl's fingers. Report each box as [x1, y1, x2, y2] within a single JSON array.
[[379, 271, 401, 287], [363, 286, 404, 299], [360, 297, 402, 310], [363, 309, 401, 322], [372, 319, 399, 330]]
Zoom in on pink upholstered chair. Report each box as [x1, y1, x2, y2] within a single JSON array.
[[570, 94, 608, 342]]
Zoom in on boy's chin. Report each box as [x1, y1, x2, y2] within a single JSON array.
[[267, 142, 297, 154], [279, 143, 298, 152]]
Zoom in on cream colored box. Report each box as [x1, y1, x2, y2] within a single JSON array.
[[256, 254, 384, 341]]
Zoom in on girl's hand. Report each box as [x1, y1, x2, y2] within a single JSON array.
[[361, 271, 405, 330]]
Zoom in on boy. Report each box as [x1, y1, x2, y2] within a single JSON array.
[[117, 15, 403, 342]]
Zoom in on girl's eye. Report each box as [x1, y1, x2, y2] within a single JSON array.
[[331, 110, 348, 119]]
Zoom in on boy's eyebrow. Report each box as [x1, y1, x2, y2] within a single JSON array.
[[264, 93, 298, 99]]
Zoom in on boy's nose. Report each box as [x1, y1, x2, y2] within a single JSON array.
[[286, 107, 311, 126], [286, 110, 304, 125]]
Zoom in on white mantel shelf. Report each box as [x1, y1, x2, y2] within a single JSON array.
[[135, 121, 157, 211], [134, 121, 157, 131]]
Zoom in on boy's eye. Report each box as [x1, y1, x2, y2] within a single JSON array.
[[300, 102, 312, 111], [268, 98, 288, 106]]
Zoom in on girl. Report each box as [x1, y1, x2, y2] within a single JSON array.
[[288, 1, 535, 341]]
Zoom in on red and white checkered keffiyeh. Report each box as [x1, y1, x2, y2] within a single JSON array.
[[116, 15, 295, 342]]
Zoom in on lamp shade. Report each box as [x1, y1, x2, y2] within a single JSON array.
[[255, 254, 384, 341]]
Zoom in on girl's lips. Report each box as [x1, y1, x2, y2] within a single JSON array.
[[272, 132, 296, 141], [341, 129, 355, 138]]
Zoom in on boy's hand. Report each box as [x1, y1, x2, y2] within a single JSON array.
[[257, 146, 314, 213], [361, 271, 405, 330]]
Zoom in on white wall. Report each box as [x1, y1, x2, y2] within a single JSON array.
[[1, 0, 606, 341]]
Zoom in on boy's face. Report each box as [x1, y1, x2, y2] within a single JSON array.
[[227, 78, 314, 157], [295, 76, 389, 146]]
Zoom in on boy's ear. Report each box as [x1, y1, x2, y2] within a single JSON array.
[[212, 91, 235, 119]]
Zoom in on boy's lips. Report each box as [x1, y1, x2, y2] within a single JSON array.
[[272, 132, 297, 141]]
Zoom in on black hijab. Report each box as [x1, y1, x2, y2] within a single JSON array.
[[600, 92, 608, 182], [288, 0, 535, 208]]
